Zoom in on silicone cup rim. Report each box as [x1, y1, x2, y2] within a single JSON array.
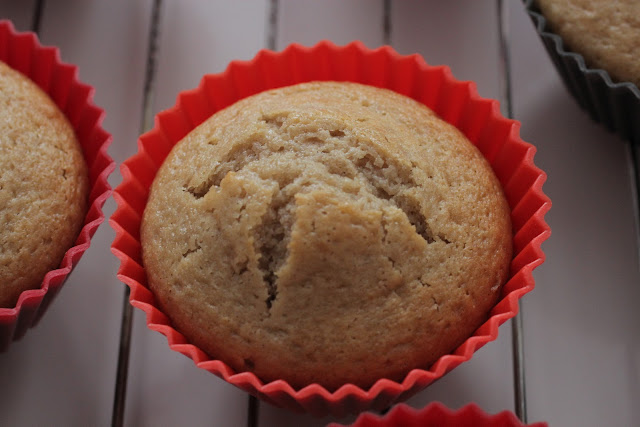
[[329, 402, 549, 427]]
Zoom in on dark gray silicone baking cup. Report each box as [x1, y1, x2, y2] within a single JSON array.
[[524, 0, 640, 145]]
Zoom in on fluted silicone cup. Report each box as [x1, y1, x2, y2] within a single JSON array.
[[330, 402, 548, 427]]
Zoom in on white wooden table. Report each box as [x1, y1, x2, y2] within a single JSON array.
[[1, 1, 638, 426]]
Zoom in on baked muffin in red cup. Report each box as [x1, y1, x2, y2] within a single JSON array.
[[111, 41, 550, 416], [330, 402, 548, 427], [0, 21, 114, 351]]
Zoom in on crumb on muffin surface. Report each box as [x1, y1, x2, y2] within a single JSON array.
[[141, 81, 512, 390], [0, 61, 88, 308]]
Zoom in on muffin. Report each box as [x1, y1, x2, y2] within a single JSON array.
[[0, 21, 112, 352], [536, 0, 639, 87], [141, 81, 512, 390], [0, 60, 88, 308], [525, 0, 640, 144], [113, 41, 550, 415]]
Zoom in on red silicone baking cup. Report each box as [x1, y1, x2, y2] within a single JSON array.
[[330, 402, 548, 427], [111, 41, 550, 417], [0, 21, 114, 351]]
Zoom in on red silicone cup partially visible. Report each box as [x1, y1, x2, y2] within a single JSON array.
[[330, 402, 548, 427], [0, 21, 114, 351], [111, 41, 550, 417]]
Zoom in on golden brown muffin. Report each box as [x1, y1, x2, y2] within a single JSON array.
[[142, 82, 512, 390], [537, 0, 640, 87], [0, 61, 88, 308]]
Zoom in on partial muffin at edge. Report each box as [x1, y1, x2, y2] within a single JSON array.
[[537, 0, 640, 87], [141, 81, 512, 390], [0, 61, 89, 308]]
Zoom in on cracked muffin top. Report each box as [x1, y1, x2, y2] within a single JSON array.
[[141, 81, 512, 390], [0, 61, 88, 308]]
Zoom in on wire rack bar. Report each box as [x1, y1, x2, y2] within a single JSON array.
[[30, 0, 45, 34], [496, 0, 528, 422], [111, 2, 163, 426], [267, 0, 279, 51], [626, 142, 640, 270], [383, 0, 391, 46], [247, 392, 260, 427]]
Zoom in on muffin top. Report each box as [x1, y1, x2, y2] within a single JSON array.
[[0, 61, 88, 308], [142, 81, 512, 390], [537, 0, 640, 87]]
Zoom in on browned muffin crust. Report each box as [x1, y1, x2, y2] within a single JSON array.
[[142, 82, 512, 390], [0, 61, 88, 308], [537, 0, 640, 87]]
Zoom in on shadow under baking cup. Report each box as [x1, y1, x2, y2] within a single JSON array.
[[111, 40, 551, 417], [0, 21, 114, 352], [329, 402, 548, 427], [523, 0, 640, 146]]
